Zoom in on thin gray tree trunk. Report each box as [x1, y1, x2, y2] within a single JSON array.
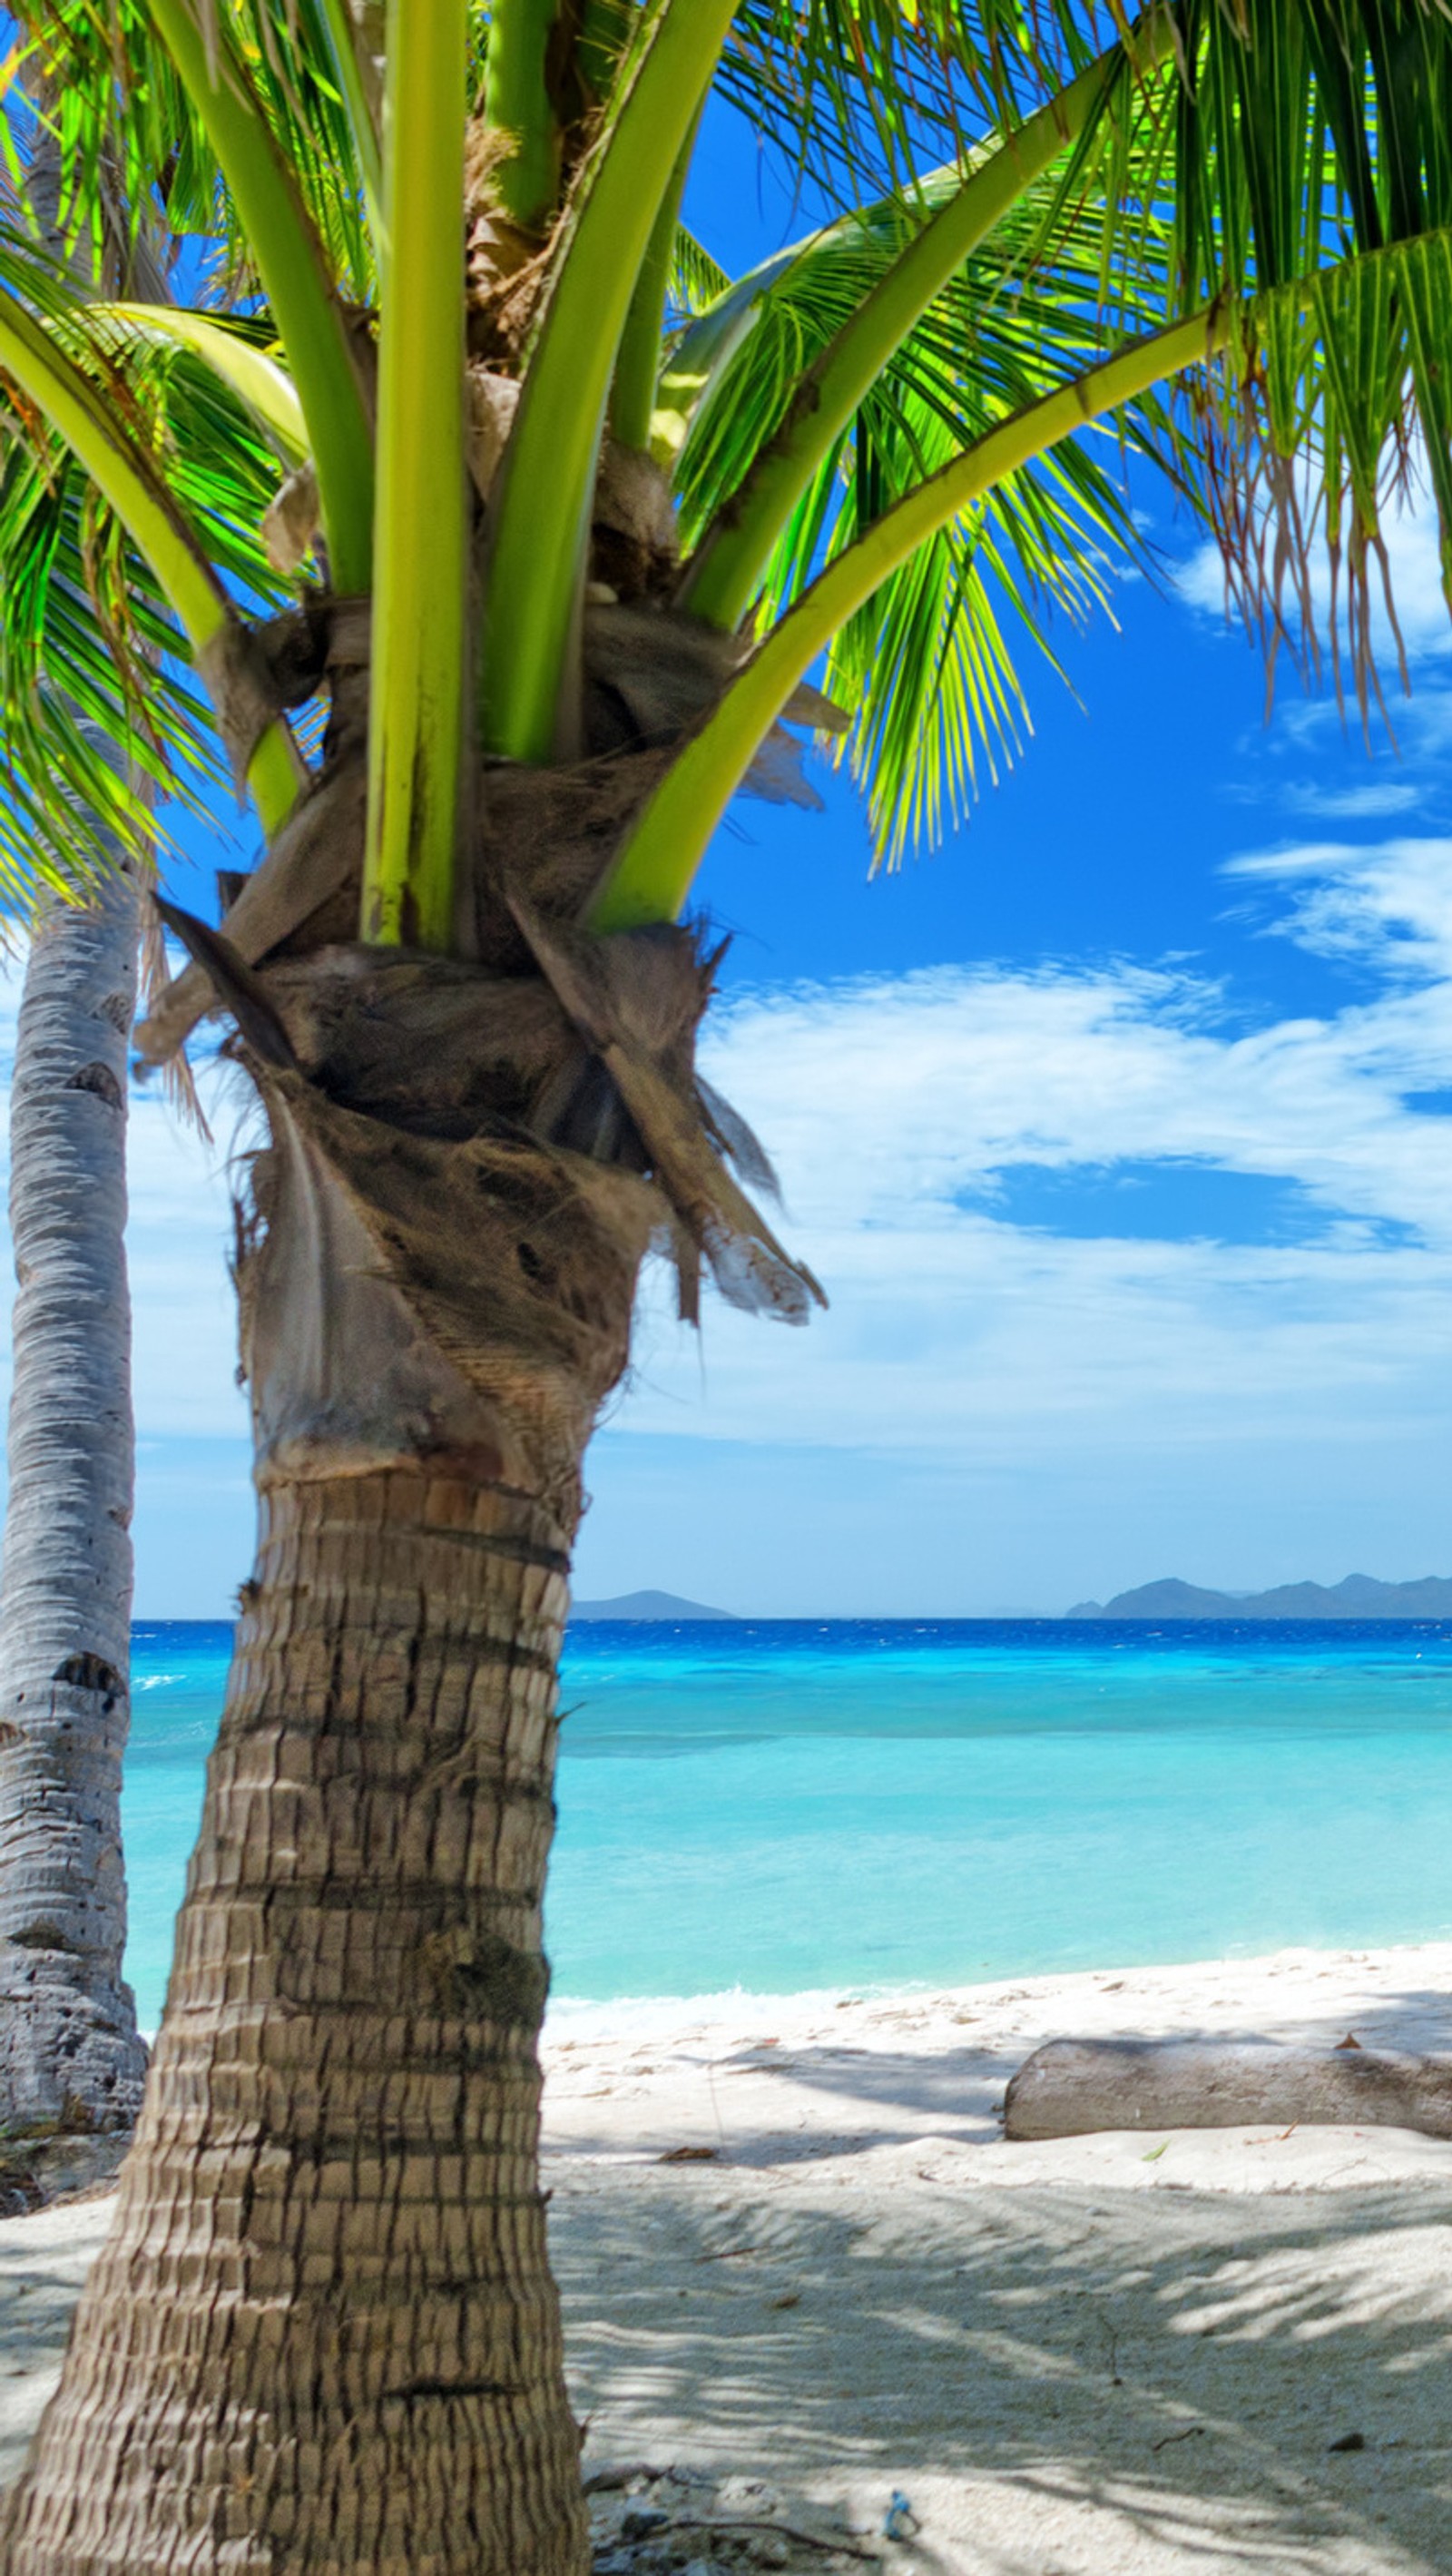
[[0, 871, 147, 2138], [0, 73, 153, 2160]]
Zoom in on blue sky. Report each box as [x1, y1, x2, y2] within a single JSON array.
[[4, 96, 1452, 1616]]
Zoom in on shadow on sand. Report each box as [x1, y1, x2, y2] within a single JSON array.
[[552, 1986, 1452, 2571]]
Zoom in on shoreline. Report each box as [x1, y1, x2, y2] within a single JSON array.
[[96, 1931, 1452, 2185], [539, 1935, 1452, 2192], [541, 1930, 1452, 2046], [131, 1936, 1452, 2056]]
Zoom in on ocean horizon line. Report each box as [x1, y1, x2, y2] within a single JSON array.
[[129, 1608, 1452, 1628]]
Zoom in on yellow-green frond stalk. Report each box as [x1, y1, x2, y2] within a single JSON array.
[[361, 0, 468, 950], [679, 24, 1176, 636], [478, 0, 740, 766]]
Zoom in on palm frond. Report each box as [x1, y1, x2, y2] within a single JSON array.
[[0, 221, 307, 908], [670, 162, 1169, 858], [0, 424, 212, 900], [8, 0, 378, 308], [715, 0, 1105, 209], [669, 223, 731, 320], [1153, 226, 1452, 726]]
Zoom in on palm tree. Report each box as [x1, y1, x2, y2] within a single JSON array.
[[1, 1, 1449, 2565], [0, 73, 177, 2168], [0, 863, 147, 2168]]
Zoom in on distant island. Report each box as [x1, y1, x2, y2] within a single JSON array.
[[1068, 1573, 1452, 1619], [569, 1589, 738, 1622]]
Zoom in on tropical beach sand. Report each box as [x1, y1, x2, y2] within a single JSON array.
[[6, 1942, 1452, 2570]]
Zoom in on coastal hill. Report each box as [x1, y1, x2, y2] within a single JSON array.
[[1069, 1573, 1452, 1618], [569, 1589, 738, 1622]]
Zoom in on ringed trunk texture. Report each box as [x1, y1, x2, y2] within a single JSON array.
[[3, 1467, 592, 2573], [1005, 2037, 1452, 2142], [0, 874, 146, 2149]]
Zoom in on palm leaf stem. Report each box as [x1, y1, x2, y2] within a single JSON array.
[[361, 0, 467, 950], [482, 0, 565, 231], [478, 0, 739, 766], [612, 122, 697, 454], [679, 13, 1176, 633], [592, 301, 1232, 933], [0, 277, 303, 836], [146, 0, 375, 593]]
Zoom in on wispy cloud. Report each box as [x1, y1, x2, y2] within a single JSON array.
[[1226, 834, 1452, 979], [610, 836, 1452, 1477], [1279, 778, 1423, 821], [1172, 478, 1452, 847]]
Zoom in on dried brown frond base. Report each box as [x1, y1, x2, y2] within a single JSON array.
[[134, 588, 828, 1480]]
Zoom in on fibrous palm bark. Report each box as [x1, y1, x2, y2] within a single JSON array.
[[1, 684, 810, 2565], [6, 1472, 600, 2572], [0, 868, 146, 2148]]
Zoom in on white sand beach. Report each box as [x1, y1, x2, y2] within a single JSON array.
[[6, 1942, 1452, 2570]]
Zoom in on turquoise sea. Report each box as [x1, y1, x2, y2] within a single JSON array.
[[123, 1617, 1452, 2032]]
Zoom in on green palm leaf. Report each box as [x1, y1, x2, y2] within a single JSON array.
[[667, 160, 1168, 857], [10, 0, 378, 305], [0, 219, 306, 898]]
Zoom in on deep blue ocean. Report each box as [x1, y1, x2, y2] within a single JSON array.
[[123, 1617, 1452, 2032]]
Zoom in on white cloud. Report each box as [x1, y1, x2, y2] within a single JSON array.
[[1226, 834, 1452, 979], [608, 836, 1452, 1469], [1280, 779, 1422, 821]]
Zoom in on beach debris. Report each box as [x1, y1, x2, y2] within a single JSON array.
[[770, 2291, 801, 2309], [882, 2492, 918, 2540], [1005, 2036, 1452, 2141], [714, 2479, 782, 2517], [1151, 2425, 1204, 2453], [659, 2145, 721, 2163], [622, 2507, 672, 2542], [1329, 2430, 1367, 2453], [588, 2467, 876, 2569], [666, 2523, 870, 2565]]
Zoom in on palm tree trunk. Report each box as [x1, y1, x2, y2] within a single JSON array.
[[2, 877, 755, 2569], [4, 1460, 591, 2573], [0, 872, 147, 2145], [0, 925, 660, 2566]]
